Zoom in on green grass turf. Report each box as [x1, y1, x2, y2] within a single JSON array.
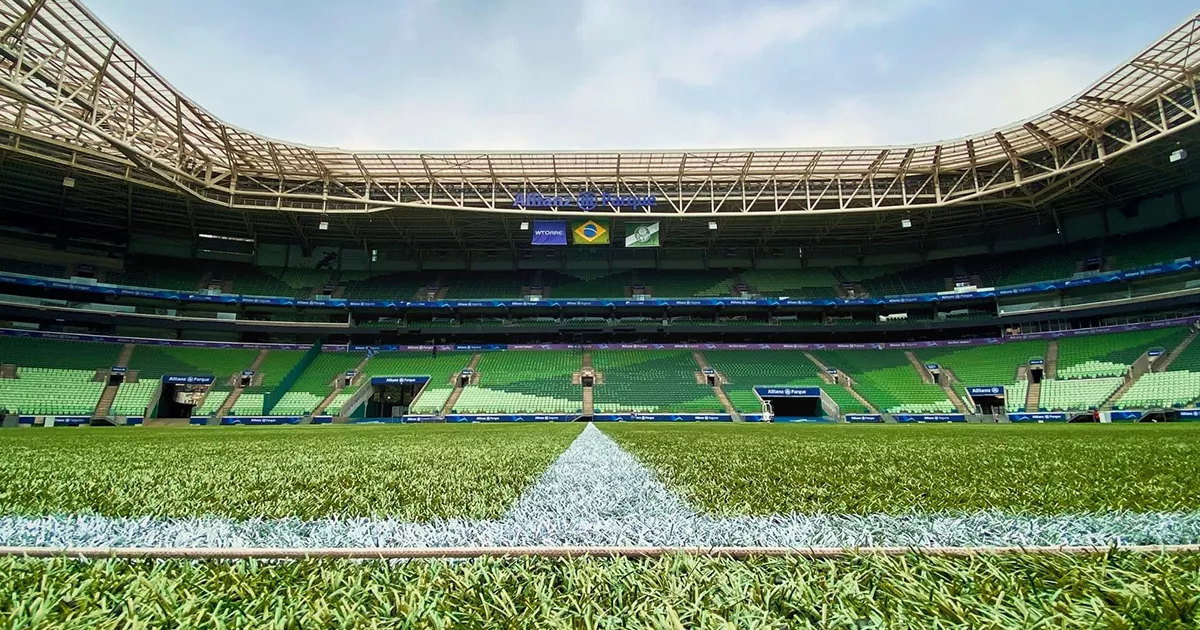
[[0, 424, 582, 521], [1, 553, 1196, 627], [601, 423, 1200, 516]]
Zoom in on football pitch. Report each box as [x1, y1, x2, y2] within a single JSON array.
[[1, 422, 1199, 625]]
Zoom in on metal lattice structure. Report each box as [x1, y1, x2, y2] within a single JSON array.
[[1, 0, 1199, 222]]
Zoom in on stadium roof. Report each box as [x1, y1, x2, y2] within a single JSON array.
[[0, 1, 1199, 256]]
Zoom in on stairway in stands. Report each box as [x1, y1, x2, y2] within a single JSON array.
[[1153, 328, 1198, 372], [581, 352, 594, 416], [91, 343, 138, 422], [440, 353, 482, 416], [1025, 380, 1041, 411], [1045, 341, 1059, 379], [692, 351, 739, 420]]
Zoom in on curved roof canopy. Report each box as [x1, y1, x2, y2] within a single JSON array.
[[1, 0, 1199, 218]]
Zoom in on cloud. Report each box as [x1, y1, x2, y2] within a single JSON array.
[[84, 0, 1116, 152]]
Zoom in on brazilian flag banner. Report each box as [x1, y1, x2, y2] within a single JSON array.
[[624, 222, 660, 248], [572, 219, 610, 245]]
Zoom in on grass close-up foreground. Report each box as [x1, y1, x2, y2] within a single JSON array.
[[601, 422, 1200, 515]]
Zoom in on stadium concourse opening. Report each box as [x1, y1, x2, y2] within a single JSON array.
[[362, 376, 431, 419], [754, 386, 832, 422], [156, 375, 214, 419]]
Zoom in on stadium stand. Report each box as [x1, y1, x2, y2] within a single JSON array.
[[361, 352, 471, 380], [809, 349, 953, 414], [287, 352, 364, 397], [0, 368, 104, 415], [640, 270, 738, 298], [269, 391, 325, 416], [340, 271, 434, 300], [325, 391, 357, 415], [109, 380, 159, 416], [453, 351, 581, 414], [127, 346, 258, 382], [1039, 378, 1123, 411], [0, 335, 121, 372], [1056, 328, 1189, 379], [441, 271, 527, 300], [243, 350, 307, 395], [543, 270, 632, 298], [703, 350, 866, 414], [228, 393, 266, 416], [0, 257, 66, 278], [196, 389, 231, 416], [409, 388, 456, 414], [103, 256, 203, 292], [592, 351, 723, 413], [1115, 371, 1200, 408], [740, 269, 838, 298], [917, 341, 1046, 409]]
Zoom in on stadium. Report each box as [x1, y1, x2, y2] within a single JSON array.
[[2, 0, 1200, 625]]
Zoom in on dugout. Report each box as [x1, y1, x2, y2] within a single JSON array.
[[363, 376, 431, 418], [965, 386, 1006, 414], [753, 386, 838, 421], [155, 375, 215, 418]]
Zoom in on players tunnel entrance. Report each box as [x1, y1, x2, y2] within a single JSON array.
[[363, 376, 432, 419], [754, 386, 837, 422], [965, 386, 1007, 415], [155, 375, 216, 418], [1028, 358, 1045, 384]]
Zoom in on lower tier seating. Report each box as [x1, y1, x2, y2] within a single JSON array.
[[0, 368, 104, 415], [110, 381, 159, 416], [1038, 378, 1123, 411], [1115, 371, 1200, 408], [592, 351, 723, 413], [409, 387, 453, 414]]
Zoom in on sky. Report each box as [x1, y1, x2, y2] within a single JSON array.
[[84, 0, 1197, 152]]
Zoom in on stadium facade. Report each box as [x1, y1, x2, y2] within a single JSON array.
[[1, 1, 1200, 425]]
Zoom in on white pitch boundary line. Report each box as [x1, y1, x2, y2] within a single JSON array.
[[1, 544, 1199, 560], [4, 424, 1200, 553]]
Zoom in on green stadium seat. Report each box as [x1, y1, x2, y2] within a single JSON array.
[[592, 351, 722, 414]]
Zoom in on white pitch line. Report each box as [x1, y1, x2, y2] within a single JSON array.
[[3, 424, 1200, 550]]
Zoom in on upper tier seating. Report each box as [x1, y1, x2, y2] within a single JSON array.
[[243, 350, 307, 395], [703, 350, 865, 414], [1167, 333, 1200, 372], [1039, 378, 1123, 411], [0, 368, 104, 415], [592, 351, 723, 413], [640, 270, 738, 298], [288, 352, 364, 395], [809, 349, 952, 414], [453, 351, 581, 414], [918, 341, 1047, 385], [543, 271, 633, 298], [340, 271, 434, 300], [0, 336, 121, 372], [1056, 328, 1189, 379], [0, 258, 66, 278], [441, 272, 527, 300], [740, 269, 838, 298], [361, 352, 471, 381], [127, 346, 258, 383], [103, 256, 203, 291]]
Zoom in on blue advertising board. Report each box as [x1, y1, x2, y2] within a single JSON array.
[[966, 386, 1005, 397], [590, 414, 733, 422], [845, 414, 883, 423], [110, 366, 128, 374], [311, 416, 333, 424], [2, 257, 1190, 312], [445, 414, 582, 423], [369, 376, 432, 386], [190, 416, 210, 425], [1179, 409, 1200, 420], [893, 414, 966, 423], [50, 416, 89, 426], [1110, 410, 1144, 422], [753, 386, 821, 398], [162, 375, 216, 385], [1007, 412, 1068, 423], [220, 416, 302, 425], [531, 221, 568, 246], [772, 416, 834, 423]]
